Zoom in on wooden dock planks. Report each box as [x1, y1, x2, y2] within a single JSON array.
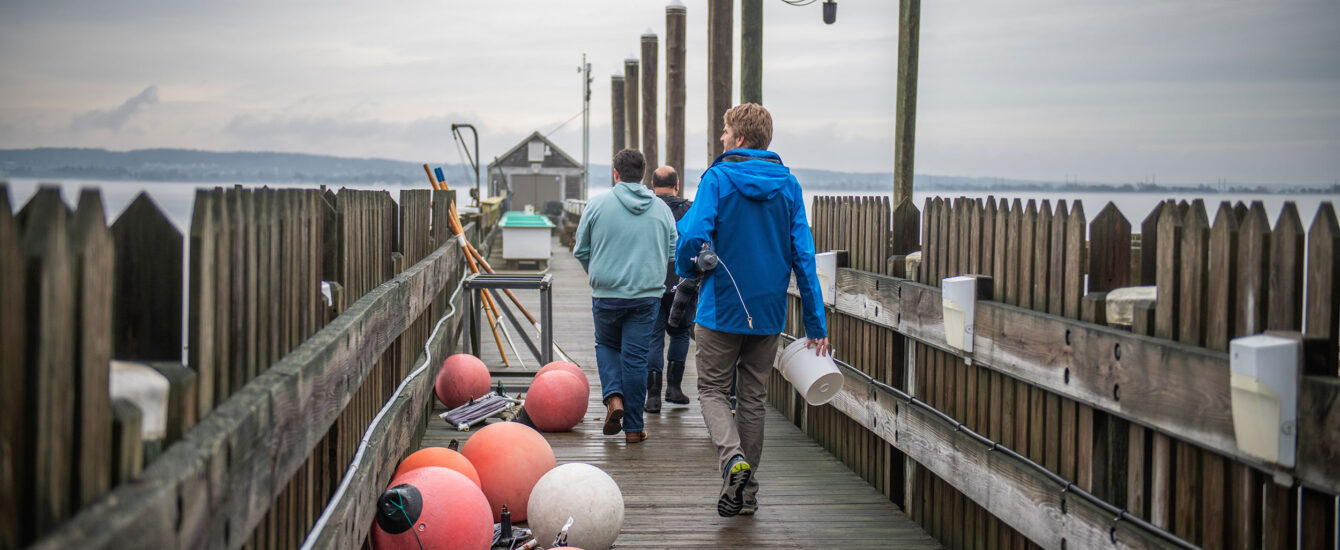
[[424, 234, 940, 549]]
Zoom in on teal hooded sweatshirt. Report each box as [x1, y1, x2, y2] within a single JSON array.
[[573, 181, 678, 299]]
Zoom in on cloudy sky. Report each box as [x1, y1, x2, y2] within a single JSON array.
[[1, 0, 1336, 185]]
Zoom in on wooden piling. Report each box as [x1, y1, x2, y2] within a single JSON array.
[[666, 2, 687, 193], [707, 0, 732, 164], [624, 58, 639, 151], [893, 0, 920, 206], [611, 75, 626, 158], [641, 31, 659, 185], [741, 0, 762, 105]]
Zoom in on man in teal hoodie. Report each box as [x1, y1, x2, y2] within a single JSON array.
[[675, 103, 830, 516], [574, 148, 678, 443]]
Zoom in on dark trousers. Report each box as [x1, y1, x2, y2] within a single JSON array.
[[592, 298, 659, 433], [648, 292, 693, 373]]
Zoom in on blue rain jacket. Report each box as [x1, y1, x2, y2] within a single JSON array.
[[675, 149, 827, 338]]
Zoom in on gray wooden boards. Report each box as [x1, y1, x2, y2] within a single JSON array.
[[29, 220, 461, 549]]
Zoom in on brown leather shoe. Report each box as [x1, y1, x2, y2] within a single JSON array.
[[625, 431, 649, 444], [602, 396, 625, 436]]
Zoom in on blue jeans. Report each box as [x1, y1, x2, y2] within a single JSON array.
[[592, 297, 659, 433], [648, 292, 693, 373]]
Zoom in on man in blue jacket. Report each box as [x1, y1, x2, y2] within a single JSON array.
[[676, 103, 830, 516], [574, 148, 678, 444]]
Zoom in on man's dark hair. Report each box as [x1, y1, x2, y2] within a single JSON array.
[[613, 149, 645, 183], [652, 169, 678, 189]]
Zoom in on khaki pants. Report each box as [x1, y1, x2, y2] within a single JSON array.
[[695, 326, 779, 500]]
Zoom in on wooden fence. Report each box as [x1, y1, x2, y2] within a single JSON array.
[[1, 182, 475, 549], [777, 194, 1339, 550]]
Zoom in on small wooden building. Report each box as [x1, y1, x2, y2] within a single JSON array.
[[487, 131, 584, 218]]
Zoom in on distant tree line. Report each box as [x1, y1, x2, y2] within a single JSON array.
[[3, 147, 1333, 195]]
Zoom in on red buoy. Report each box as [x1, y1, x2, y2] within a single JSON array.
[[435, 354, 490, 409], [523, 370, 589, 432], [536, 361, 589, 393], [460, 422, 556, 522], [393, 447, 481, 489], [369, 466, 493, 550]]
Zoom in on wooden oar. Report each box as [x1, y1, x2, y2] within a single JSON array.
[[422, 165, 574, 363]]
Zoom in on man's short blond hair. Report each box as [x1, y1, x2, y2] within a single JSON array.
[[724, 103, 772, 150]]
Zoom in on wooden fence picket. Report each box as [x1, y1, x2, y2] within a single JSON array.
[[0, 185, 24, 548]]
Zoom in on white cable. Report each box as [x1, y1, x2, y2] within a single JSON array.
[[302, 236, 468, 550], [713, 256, 754, 330]]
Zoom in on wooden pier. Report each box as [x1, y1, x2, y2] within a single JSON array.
[[5, 182, 1338, 550], [426, 236, 942, 549]]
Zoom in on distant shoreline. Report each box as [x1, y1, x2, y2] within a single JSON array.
[[3, 147, 1335, 195]]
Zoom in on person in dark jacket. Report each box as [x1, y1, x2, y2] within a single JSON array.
[[645, 165, 693, 413], [675, 103, 829, 517]]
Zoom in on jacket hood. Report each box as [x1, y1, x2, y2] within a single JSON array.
[[612, 180, 656, 214], [710, 148, 792, 201]]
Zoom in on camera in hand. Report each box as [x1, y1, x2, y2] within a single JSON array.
[[668, 243, 718, 328]]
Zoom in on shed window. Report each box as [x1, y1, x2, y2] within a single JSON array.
[[527, 141, 545, 162]]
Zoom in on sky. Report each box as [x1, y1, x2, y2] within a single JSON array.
[[0, 0, 1337, 186]]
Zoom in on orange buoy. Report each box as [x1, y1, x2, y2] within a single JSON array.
[[460, 422, 556, 522], [370, 466, 493, 550], [523, 370, 589, 432], [393, 447, 481, 489], [435, 354, 491, 409], [536, 361, 589, 393]]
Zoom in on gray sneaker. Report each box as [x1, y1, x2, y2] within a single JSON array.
[[717, 455, 752, 517]]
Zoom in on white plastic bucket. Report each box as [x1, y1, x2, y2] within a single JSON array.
[[778, 339, 845, 406]]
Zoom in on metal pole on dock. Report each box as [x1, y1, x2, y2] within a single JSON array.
[[741, 0, 762, 105], [894, 0, 921, 205], [611, 75, 625, 162], [707, 0, 733, 164], [624, 57, 640, 151], [641, 30, 659, 187], [666, 1, 687, 196], [582, 54, 591, 200]]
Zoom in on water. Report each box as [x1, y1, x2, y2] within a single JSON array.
[[5, 178, 1335, 236], [2, 178, 416, 234]]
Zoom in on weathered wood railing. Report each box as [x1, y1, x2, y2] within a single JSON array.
[[777, 195, 1339, 550], [1, 182, 477, 549]]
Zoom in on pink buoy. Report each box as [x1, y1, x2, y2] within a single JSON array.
[[523, 370, 590, 432], [460, 422, 556, 522], [435, 354, 490, 409], [370, 466, 493, 550], [536, 361, 589, 393], [393, 447, 481, 489]]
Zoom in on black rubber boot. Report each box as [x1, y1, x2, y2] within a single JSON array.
[[664, 361, 690, 405], [646, 371, 663, 413]]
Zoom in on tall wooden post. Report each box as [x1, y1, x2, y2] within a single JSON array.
[[707, 0, 733, 164], [641, 31, 659, 186], [741, 0, 763, 105], [611, 75, 625, 160], [624, 58, 640, 151], [666, 1, 687, 195], [893, 0, 921, 206]]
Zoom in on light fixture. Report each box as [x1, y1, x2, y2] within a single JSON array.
[[822, 1, 837, 24]]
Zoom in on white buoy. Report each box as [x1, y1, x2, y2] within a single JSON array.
[[527, 463, 624, 550]]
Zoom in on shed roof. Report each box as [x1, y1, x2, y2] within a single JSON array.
[[488, 131, 582, 171]]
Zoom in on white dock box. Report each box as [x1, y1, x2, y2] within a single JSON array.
[[499, 212, 556, 261]]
